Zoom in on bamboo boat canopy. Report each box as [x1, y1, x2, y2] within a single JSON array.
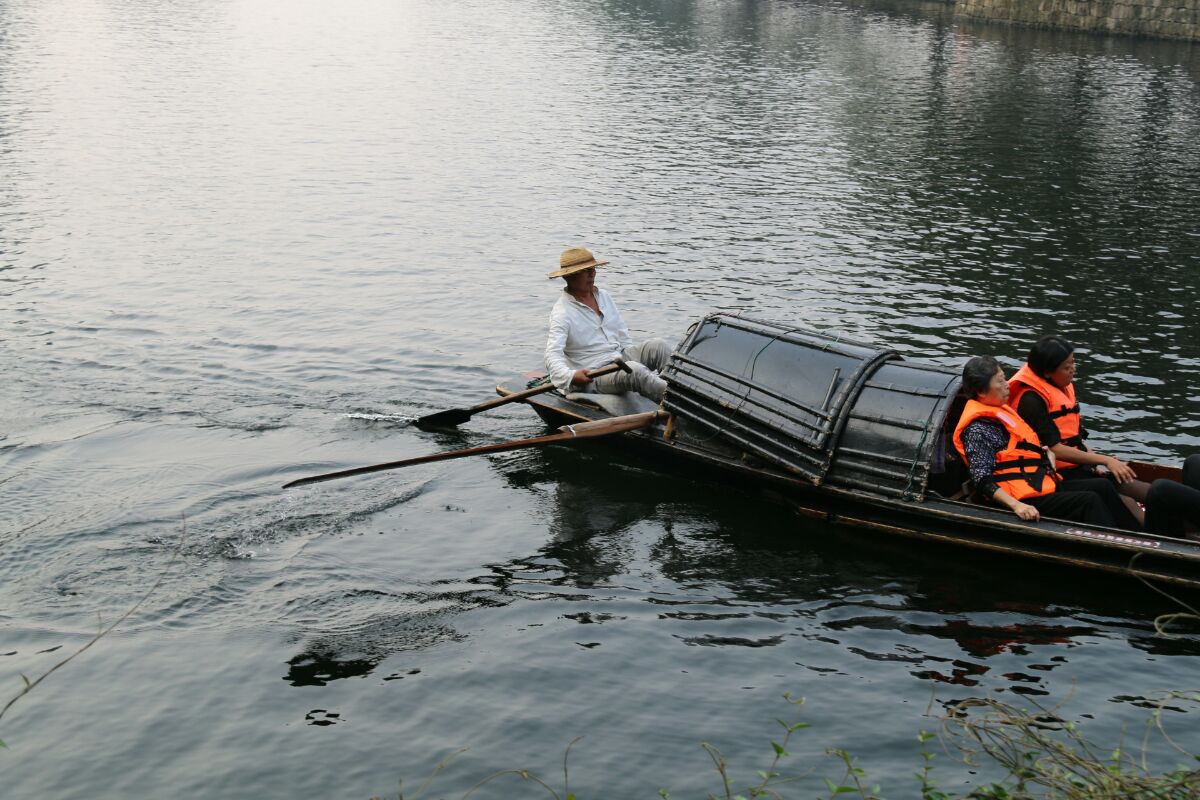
[[661, 314, 962, 499]]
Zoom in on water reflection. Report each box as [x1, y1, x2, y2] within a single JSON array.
[[281, 598, 478, 685], [286, 651, 378, 687], [477, 443, 1200, 697], [579, 0, 1200, 458]]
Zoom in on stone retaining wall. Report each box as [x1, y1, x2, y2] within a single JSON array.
[[953, 0, 1200, 40]]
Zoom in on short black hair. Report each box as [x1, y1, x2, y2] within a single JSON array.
[[1027, 335, 1075, 379], [961, 355, 1001, 399]]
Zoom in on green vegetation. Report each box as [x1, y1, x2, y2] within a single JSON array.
[[924, 694, 1200, 799], [371, 691, 1200, 800]]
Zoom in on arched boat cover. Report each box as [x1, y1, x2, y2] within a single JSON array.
[[662, 313, 961, 498]]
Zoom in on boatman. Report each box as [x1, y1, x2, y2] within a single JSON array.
[[544, 246, 670, 402]]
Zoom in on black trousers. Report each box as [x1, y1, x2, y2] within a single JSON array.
[[1023, 476, 1140, 531], [1145, 455, 1200, 536], [1058, 466, 1099, 483], [1058, 463, 1151, 502]]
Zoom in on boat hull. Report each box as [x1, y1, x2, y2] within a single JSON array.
[[497, 376, 1200, 592]]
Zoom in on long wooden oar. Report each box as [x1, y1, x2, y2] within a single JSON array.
[[283, 410, 664, 489], [414, 359, 631, 429]]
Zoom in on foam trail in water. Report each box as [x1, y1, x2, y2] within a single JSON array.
[[341, 412, 415, 423]]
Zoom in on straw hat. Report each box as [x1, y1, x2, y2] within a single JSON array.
[[547, 246, 609, 279]]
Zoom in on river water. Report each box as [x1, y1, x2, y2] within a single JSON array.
[[2, 0, 1199, 797]]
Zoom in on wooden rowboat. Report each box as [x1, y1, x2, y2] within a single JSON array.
[[498, 313, 1200, 591]]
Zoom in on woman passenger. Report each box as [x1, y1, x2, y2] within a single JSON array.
[[1010, 335, 1200, 538], [953, 356, 1139, 530], [1008, 336, 1148, 524]]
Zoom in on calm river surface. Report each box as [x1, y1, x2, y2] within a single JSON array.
[[2, 0, 1200, 797]]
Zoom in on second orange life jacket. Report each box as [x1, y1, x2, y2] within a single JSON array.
[[1008, 363, 1083, 469]]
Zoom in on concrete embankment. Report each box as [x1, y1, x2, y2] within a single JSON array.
[[952, 0, 1199, 41]]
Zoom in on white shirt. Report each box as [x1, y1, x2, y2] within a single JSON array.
[[544, 287, 634, 393]]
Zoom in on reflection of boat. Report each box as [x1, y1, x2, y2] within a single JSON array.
[[497, 312, 1200, 590]]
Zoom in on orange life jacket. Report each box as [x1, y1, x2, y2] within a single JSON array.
[[952, 399, 1059, 500], [1007, 364, 1083, 469]]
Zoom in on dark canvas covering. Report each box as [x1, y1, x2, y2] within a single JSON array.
[[661, 313, 960, 498]]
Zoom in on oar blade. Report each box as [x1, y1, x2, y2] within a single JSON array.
[[282, 474, 328, 490], [412, 363, 623, 431], [413, 407, 473, 430]]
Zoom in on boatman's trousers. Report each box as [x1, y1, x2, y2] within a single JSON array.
[[588, 338, 671, 403]]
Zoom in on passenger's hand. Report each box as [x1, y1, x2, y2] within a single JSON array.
[[571, 369, 593, 386], [1013, 502, 1040, 522], [1044, 447, 1056, 470], [1105, 457, 1137, 483]]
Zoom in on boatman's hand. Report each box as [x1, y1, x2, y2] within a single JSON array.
[[1013, 502, 1040, 522], [571, 369, 593, 387]]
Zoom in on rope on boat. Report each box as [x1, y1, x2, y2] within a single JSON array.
[[901, 401, 941, 501]]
